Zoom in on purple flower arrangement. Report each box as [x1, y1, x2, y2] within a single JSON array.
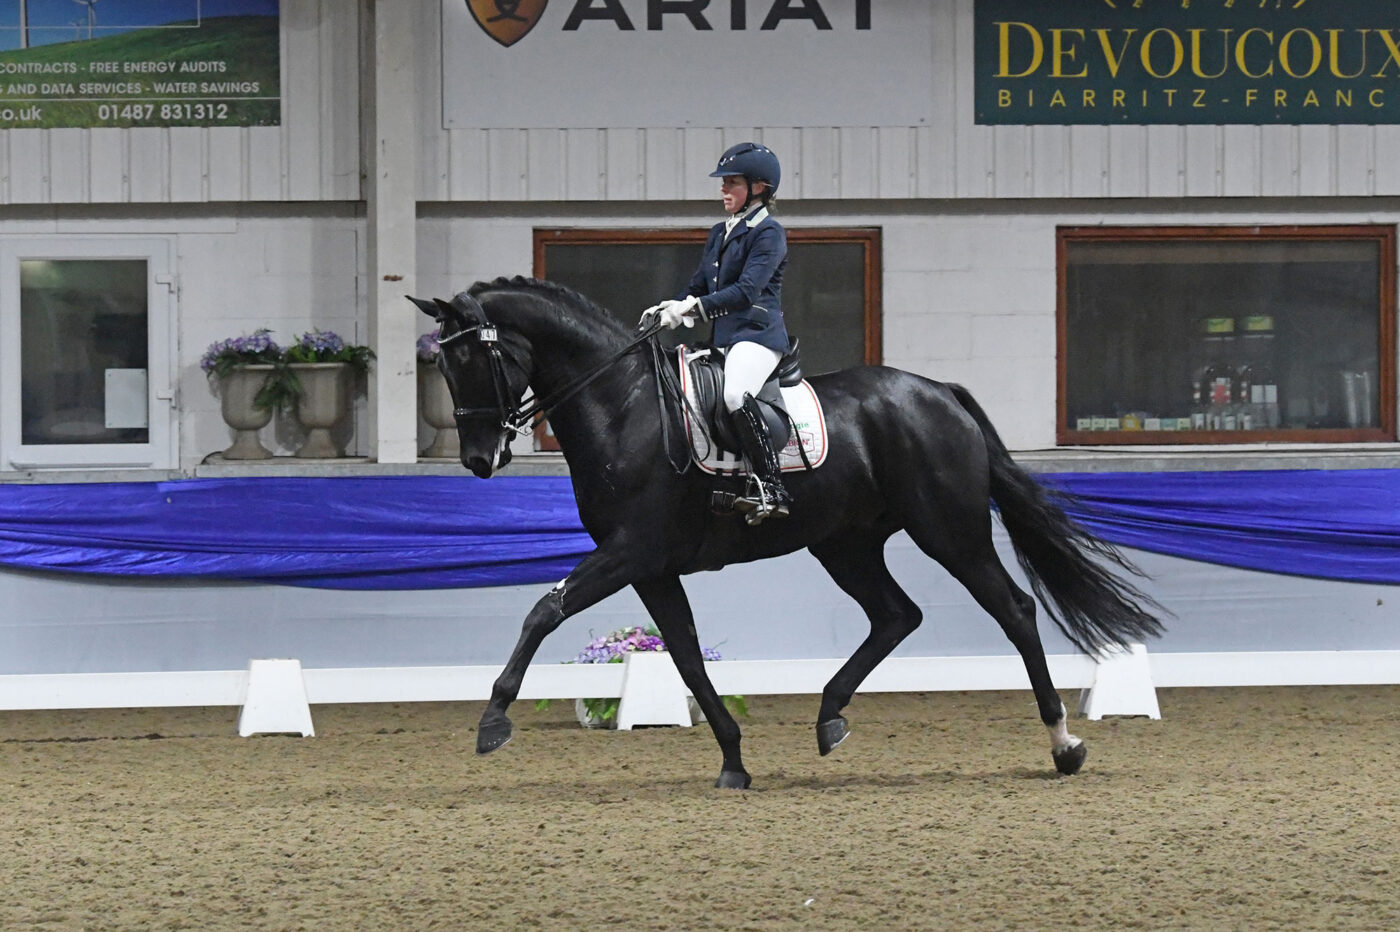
[[200, 328, 282, 376], [544, 625, 743, 725], [203, 328, 373, 413], [284, 328, 375, 375], [417, 329, 441, 363], [571, 625, 722, 664]]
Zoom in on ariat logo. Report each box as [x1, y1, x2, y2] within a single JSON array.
[[466, 0, 548, 48]]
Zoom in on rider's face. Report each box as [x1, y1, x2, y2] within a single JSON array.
[[721, 175, 766, 214]]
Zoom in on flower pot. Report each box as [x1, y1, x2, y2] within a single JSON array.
[[290, 362, 351, 458], [418, 363, 459, 459], [216, 364, 276, 460]]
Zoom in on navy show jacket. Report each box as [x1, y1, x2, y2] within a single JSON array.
[[680, 206, 790, 353]]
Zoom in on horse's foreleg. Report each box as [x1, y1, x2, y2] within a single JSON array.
[[477, 548, 631, 755], [633, 576, 749, 790], [809, 539, 924, 757]]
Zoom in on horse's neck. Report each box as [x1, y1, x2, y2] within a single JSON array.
[[485, 290, 645, 459], [496, 296, 631, 402]]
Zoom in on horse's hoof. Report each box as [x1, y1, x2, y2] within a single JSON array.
[[1052, 740, 1088, 775], [715, 770, 752, 790], [816, 716, 850, 756], [476, 716, 514, 755]]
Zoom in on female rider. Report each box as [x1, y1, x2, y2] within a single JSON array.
[[641, 142, 792, 523]]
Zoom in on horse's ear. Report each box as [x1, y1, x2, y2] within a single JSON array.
[[406, 295, 438, 318], [433, 297, 459, 323]]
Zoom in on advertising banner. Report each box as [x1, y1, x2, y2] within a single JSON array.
[[442, 0, 936, 129], [976, 0, 1400, 125], [0, 0, 279, 128]]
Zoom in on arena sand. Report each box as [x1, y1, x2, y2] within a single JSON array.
[[3, 686, 1398, 930]]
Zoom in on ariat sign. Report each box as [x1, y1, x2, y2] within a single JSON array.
[[975, 0, 1400, 125], [443, 0, 932, 129]]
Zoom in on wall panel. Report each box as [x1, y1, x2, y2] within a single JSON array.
[[414, 0, 1385, 204]]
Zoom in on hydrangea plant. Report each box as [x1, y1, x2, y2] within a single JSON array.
[[417, 329, 441, 363], [201, 329, 297, 412], [284, 328, 375, 375], [538, 625, 746, 724], [200, 328, 282, 376]]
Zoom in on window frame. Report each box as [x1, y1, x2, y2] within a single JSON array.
[[1056, 224, 1397, 446], [532, 226, 882, 451], [0, 237, 177, 470]]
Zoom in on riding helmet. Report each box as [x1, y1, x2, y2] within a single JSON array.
[[710, 142, 781, 196]]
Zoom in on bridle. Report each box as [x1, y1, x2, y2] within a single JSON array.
[[435, 305, 664, 439]]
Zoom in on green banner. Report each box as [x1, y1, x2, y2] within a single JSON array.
[[975, 0, 1400, 125], [0, 2, 279, 129]]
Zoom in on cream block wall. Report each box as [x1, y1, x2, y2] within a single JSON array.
[[175, 212, 365, 467], [420, 197, 1400, 453]]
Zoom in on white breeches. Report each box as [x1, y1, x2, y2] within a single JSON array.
[[722, 340, 783, 412]]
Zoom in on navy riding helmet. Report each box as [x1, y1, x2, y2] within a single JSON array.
[[710, 142, 781, 200]]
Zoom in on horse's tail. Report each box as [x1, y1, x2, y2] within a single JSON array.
[[947, 383, 1165, 656]]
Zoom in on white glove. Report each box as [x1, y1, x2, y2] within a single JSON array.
[[656, 295, 701, 330]]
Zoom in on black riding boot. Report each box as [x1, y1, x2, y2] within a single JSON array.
[[732, 393, 792, 525]]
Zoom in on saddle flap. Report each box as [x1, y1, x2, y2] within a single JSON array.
[[678, 346, 828, 475]]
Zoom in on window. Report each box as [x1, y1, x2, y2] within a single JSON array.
[[1, 238, 176, 469], [535, 228, 881, 451], [1059, 226, 1395, 445]]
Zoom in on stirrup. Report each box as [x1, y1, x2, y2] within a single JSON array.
[[737, 476, 789, 526]]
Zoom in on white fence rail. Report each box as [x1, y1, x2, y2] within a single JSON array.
[[4, 648, 1400, 736]]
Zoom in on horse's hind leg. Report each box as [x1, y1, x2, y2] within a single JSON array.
[[633, 576, 750, 789], [914, 531, 1087, 775], [808, 536, 925, 757]]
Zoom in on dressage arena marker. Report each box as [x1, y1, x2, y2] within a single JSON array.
[[1076, 643, 1161, 720], [614, 651, 694, 730], [236, 659, 315, 737]]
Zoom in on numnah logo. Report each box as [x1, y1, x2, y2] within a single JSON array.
[[465, 0, 549, 48]]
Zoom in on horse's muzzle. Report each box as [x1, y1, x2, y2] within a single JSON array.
[[463, 439, 512, 479]]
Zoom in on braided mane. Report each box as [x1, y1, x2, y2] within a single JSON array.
[[468, 276, 630, 340]]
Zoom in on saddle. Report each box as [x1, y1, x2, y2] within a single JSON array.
[[677, 341, 829, 476]]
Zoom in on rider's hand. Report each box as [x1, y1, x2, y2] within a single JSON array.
[[655, 295, 700, 330]]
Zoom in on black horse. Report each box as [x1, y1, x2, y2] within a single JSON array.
[[410, 277, 1163, 789]]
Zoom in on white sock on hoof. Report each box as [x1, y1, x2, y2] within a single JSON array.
[[1046, 702, 1082, 754]]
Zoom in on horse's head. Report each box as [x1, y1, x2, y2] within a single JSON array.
[[408, 291, 531, 479]]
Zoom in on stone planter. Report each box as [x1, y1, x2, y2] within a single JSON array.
[[290, 362, 352, 458], [418, 362, 459, 459], [216, 364, 276, 460]]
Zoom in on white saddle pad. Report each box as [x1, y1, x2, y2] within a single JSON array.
[[678, 347, 829, 476]]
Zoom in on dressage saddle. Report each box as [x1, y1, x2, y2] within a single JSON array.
[[682, 339, 803, 458]]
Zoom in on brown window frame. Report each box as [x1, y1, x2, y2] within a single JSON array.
[[532, 227, 882, 451], [1057, 224, 1397, 446]]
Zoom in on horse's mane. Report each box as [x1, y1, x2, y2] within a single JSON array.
[[467, 276, 630, 341]]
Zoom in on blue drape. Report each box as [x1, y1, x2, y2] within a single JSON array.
[[0, 470, 1395, 589], [1042, 469, 1400, 586], [0, 476, 593, 590]]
